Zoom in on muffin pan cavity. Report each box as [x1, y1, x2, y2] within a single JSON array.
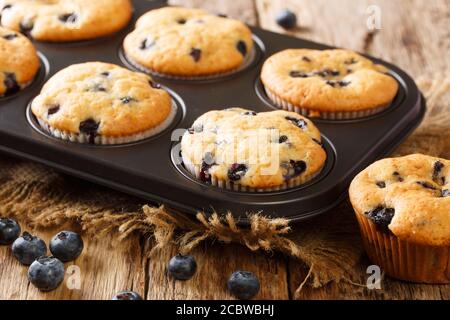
[[0, 0, 425, 222]]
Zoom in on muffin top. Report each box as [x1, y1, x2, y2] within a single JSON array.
[[0, 0, 132, 42], [181, 108, 327, 189], [0, 27, 40, 96], [123, 7, 254, 77], [261, 49, 399, 113], [31, 62, 172, 137], [349, 154, 450, 246]]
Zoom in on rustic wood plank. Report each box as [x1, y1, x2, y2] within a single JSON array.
[[146, 242, 289, 300], [255, 0, 449, 300], [255, 0, 449, 77], [169, 0, 259, 25], [0, 224, 145, 300]]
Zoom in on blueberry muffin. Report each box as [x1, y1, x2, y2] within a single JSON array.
[[31, 62, 175, 145], [123, 7, 254, 78], [261, 49, 399, 119], [181, 108, 327, 191], [0, 0, 132, 42], [350, 154, 450, 283], [0, 27, 39, 96]]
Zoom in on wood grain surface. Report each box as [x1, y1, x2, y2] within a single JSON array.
[[0, 0, 449, 300]]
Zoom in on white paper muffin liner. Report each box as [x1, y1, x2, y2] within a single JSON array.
[[182, 154, 322, 193], [123, 47, 256, 81], [36, 102, 177, 145], [265, 88, 391, 120]]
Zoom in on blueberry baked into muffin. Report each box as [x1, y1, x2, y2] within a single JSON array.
[[261, 49, 399, 119], [0, 26, 39, 96], [350, 154, 450, 283], [31, 62, 175, 145], [123, 7, 254, 78], [181, 108, 327, 191], [0, 0, 132, 42]]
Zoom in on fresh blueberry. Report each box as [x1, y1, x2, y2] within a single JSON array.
[[227, 271, 260, 300], [168, 254, 197, 280], [275, 9, 297, 29], [112, 291, 143, 300], [28, 256, 65, 292], [50, 231, 84, 262], [0, 218, 21, 245], [12, 232, 47, 265]]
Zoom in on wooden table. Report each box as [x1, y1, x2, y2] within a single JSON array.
[[1, 0, 449, 300]]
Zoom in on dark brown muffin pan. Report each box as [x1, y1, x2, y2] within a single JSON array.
[[0, 0, 425, 222]]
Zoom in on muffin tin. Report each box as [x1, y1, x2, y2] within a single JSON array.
[[0, 0, 425, 222]]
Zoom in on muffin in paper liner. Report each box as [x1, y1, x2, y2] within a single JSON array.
[[30, 62, 176, 145], [122, 7, 254, 80], [180, 108, 327, 192], [261, 48, 399, 120], [349, 154, 450, 284], [355, 210, 450, 284]]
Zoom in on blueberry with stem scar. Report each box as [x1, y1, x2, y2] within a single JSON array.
[[12, 232, 47, 266], [28, 256, 65, 292]]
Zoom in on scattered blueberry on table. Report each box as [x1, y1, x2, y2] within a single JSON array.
[[0, 218, 21, 245], [112, 291, 143, 300], [227, 271, 260, 300], [275, 9, 297, 29], [12, 232, 47, 265], [28, 256, 65, 292], [50, 231, 84, 262], [168, 254, 197, 280]]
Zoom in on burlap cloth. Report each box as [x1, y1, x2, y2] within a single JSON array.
[[1, 72, 448, 294]]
